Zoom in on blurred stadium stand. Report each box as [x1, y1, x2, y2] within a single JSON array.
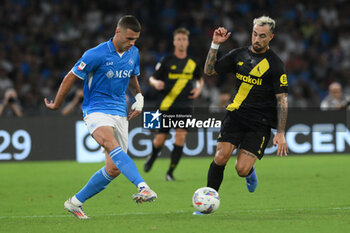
[[0, 0, 349, 116]]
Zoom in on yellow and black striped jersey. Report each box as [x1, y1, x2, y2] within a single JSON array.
[[215, 46, 288, 128], [153, 54, 201, 111]]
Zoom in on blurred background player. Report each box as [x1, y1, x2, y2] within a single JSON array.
[[144, 27, 204, 181], [320, 82, 350, 110], [198, 16, 288, 214], [45, 15, 157, 219]]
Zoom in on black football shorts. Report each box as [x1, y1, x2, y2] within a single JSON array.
[[218, 111, 271, 159]]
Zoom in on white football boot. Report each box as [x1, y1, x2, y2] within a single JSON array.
[[64, 198, 89, 219], [132, 187, 157, 203]]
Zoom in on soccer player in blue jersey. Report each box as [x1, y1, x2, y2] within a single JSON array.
[[45, 15, 157, 219]]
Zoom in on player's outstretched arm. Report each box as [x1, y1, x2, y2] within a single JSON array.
[[204, 27, 231, 76], [273, 93, 288, 156], [128, 75, 144, 120], [44, 71, 79, 110]]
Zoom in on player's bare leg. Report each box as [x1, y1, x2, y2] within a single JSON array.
[[236, 149, 258, 192], [144, 133, 167, 172], [207, 142, 236, 191], [194, 142, 236, 216], [105, 152, 121, 178], [92, 126, 120, 152], [64, 129, 121, 219], [94, 126, 157, 203]]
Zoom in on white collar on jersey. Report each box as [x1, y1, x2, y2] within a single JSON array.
[[117, 51, 125, 57]]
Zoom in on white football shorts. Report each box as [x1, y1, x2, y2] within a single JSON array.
[[84, 112, 128, 152]]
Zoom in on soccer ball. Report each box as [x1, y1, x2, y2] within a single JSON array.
[[192, 187, 220, 214]]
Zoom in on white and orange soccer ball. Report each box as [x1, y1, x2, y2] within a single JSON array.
[[192, 187, 220, 214]]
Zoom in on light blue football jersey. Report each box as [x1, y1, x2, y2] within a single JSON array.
[[72, 39, 140, 117]]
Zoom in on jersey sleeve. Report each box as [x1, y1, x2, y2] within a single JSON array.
[[152, 56, 167, 81], [214, 49, 237, 74], [71, 49, 101, 80], [271, 58, 288, 94], [132, 52, 140, 76]]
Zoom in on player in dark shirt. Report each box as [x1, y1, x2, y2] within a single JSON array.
[[144, 27, 204, 181], [201, 16, 288, 206], [216, 46, 287, 129]]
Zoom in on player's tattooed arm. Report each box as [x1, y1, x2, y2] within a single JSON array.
[[204, 48, 218, 76], [205, 27, 231, 76], [276, 93, 288, 133]]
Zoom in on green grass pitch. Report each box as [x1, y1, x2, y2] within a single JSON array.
[[0, 155, 349, 233]]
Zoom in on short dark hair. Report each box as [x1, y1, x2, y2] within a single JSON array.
[[173, 27, 190, 37], [117, 15, 141, 32]]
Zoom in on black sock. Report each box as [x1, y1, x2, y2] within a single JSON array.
[[247, 166, 254, 177], [150, 144, 162, 161], [167, 144, 183, 175], [207, 161, 226, 191]]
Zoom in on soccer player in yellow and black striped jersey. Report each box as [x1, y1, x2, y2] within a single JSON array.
[[202, 16, 288, 200], [144, 27, 204, 181]]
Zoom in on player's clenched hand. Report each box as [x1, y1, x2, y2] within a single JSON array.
[[213, 27, 231, 44], [153, 80, 165, 91], [44, 98, 59, 110], [273, 132, 288, 157]]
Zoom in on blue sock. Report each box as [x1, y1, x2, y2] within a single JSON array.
[[75, 166, 114, 203], [109, 146, 145, 187]]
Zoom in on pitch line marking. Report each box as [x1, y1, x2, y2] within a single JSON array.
[[0, 207, 349, 219]]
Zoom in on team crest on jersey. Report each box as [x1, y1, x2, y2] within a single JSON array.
[[106, 69, 114, 78], [77, 61, 86, 71], [128, 58, 134, 66], [171, 65, 177, 70], [280, 74, 288, 87]]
